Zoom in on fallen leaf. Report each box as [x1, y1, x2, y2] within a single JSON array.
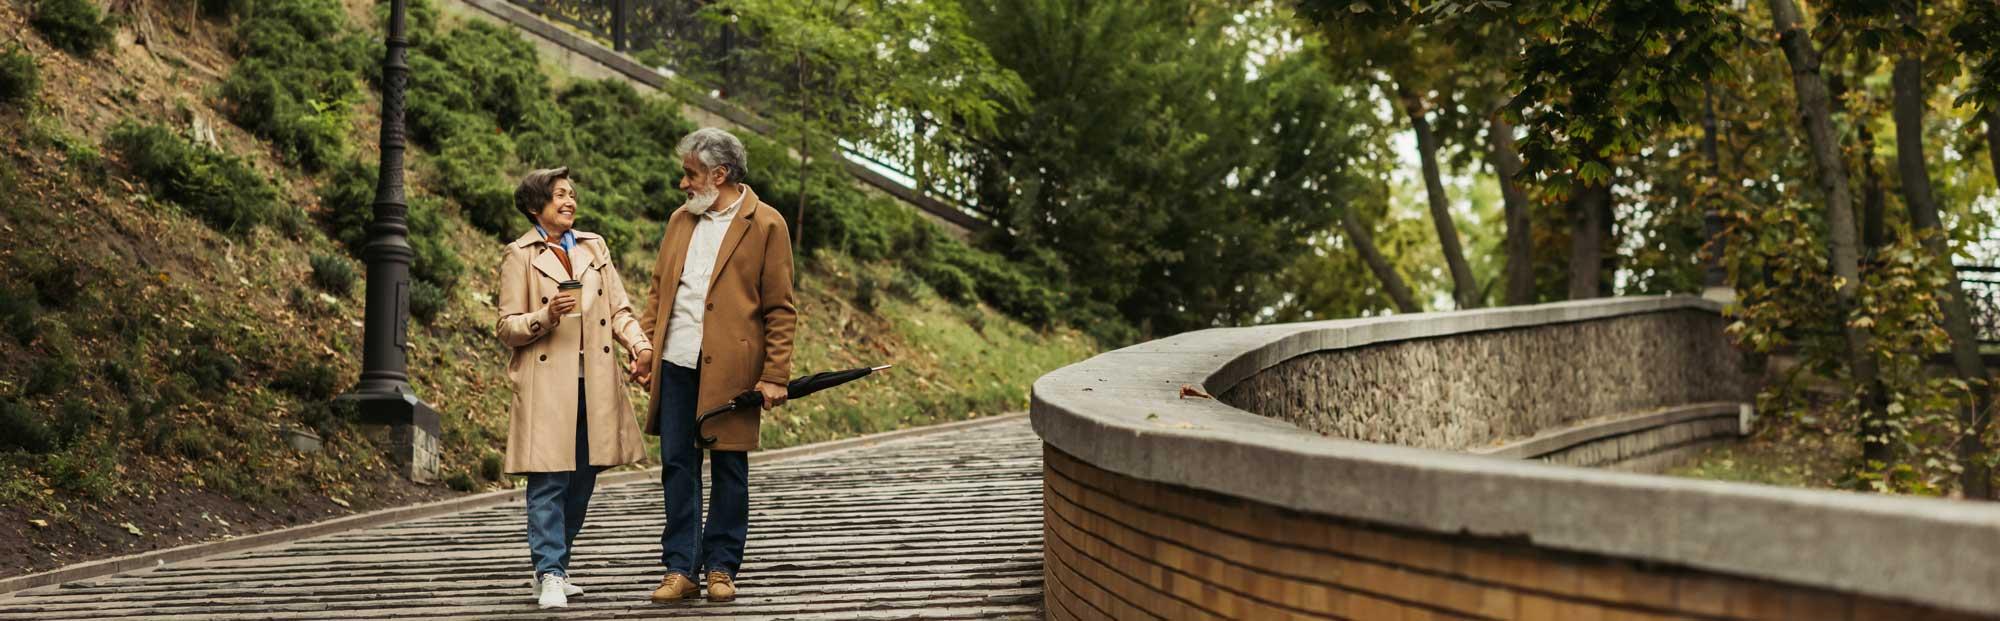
[[28, 519, 48, 529], [121, 522, 143, 536], [329, 497, 350, 508], [1179, 385, 1213, 399]]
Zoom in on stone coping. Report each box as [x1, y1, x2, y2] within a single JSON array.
[[1471, 401, 1747, 460], [1030, 296, 2000, 615]]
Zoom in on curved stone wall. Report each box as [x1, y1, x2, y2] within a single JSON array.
[[1221, 310, 1751, 450], [1032, 297, 2000, 620]]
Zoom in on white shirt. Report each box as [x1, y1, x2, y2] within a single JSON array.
[[663, 188, 748, 370]]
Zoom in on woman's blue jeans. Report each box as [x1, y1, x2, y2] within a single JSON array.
[[525, 379, 599, 579]]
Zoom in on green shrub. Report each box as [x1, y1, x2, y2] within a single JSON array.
[[32, 0, 114, 57], [478, 451, 504, 481], [177, 330, 241, 390], [309, 253, 356, 296], [168, 426, 218, 460], [408, 197, 465, 291], [320, 159, 375, 255], [0, 398, 56, 453], [216, 0, 366, 171], [274, 361, 342, 401], [854, 273, 880, 313], [22, 255, 79, 308], [444, 469, 478, 491], [43, 439, 118, 499], [53, 398, 97, 447], [0, 285, 38, 345], [25, 352, 79, 396], [108, 121, 281, 234], [200, 0, 251, 18], [0, 46, 39, 106], [408, 279, 447, 324]]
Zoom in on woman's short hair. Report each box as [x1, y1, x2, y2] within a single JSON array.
[[514, 167, 571, 224]]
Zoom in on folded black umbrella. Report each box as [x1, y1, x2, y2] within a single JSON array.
[[694, 364, 892, 447]]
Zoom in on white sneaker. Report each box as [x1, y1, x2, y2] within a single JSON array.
[[532, 574, 585, 597], [537, 573, 570, 609]]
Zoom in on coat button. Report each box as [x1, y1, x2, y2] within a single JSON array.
[[705, 302, 714, 311], [600, 318, 607, 326], [538, 354, 547, 362], [604, 346, 611, 353], [703, 355, 712, 364], [540, 296, 548, 304], [598, 289, 603, 296]]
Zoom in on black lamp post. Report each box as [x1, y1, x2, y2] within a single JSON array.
[[335, 0, 440, 482]]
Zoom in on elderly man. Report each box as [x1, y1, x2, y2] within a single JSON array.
[[634, 128, 796, 604]]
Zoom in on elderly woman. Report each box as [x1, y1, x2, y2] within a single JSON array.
[[495, 167, 653, 609]]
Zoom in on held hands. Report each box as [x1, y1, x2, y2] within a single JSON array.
[[630, 350, 655, 385], [756, 381, 788, 410]]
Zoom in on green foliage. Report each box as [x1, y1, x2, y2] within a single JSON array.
[[25, 351, 79, 397], [176, 329, 242, 392], [200, 0, 252, 18], [309, 253, 356, 296], [478, 451, 504, 481], [444, 470, 477, 491], [274, 362, 342, 401], [217, 0, 367, 171], [408, 279, 446, 324], [32, 0, 114, 58], [107, 121, 282, 235], [965, 0, 1337, 334], [0, 284, 40, 345], [0, 46, 40, 106], [0, 398, 56, 453]]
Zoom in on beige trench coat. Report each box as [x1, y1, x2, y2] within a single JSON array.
[[638, 186, 797, 451], [496, 229, 652, 474]]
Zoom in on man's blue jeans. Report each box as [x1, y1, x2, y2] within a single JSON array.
[[525, 379, 599, 579], [657, 363, 750, 579]]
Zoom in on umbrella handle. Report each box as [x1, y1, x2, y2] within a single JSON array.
[[694, 390, 763, 448]]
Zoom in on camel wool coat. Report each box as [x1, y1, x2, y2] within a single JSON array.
[[496, 229, 652, 474], [639, 185, 797, 451]]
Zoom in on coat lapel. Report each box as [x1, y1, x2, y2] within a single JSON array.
[[530, 245, 571, 283], [708, 189, 759, 291]]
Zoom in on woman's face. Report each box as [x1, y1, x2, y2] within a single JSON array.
[[536, 178, 577, 232]]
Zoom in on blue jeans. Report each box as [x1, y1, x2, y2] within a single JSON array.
[[657, 363, 750, 579], [526, 380, 599, 578]]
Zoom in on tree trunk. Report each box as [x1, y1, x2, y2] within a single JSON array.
[[794, 50, 810, 263], [1487, 112, 1535, 306], [1768, 0, 1891, 465], [1566, 180, 1608, 300], [1890, 10, 1992, 499], [1700, 84, 1727, 290], [1339, 202, 1420, 314], [1396, 79, 1481, 309]]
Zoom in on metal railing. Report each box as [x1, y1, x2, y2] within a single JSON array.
[[503, 0, 992, 223], [1961, 265, 2000, 344]]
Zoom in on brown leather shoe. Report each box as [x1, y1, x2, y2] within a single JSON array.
[[705, 571, 737, 602], [649, 573, 699, 603]]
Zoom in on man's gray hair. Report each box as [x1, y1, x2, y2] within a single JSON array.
[[676, 127, 749, 184]]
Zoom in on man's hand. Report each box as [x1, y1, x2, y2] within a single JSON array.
[[630, 350, 655, 385], [756, 381, 787, 410]]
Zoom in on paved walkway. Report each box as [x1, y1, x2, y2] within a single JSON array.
[[0, 418, 1045, 619]]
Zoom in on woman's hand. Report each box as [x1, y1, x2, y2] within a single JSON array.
[[630, 349, 655, 385], [548, 291, 579, 320]]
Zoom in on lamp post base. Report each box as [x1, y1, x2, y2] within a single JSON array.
[[335, 391, 441, 483]]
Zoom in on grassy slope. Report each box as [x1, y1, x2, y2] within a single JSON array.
[[0, 0, 1090, 578]]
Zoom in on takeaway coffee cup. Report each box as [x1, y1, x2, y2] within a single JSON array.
[[557, 280, 583, 318]]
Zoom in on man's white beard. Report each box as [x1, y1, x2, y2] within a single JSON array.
[[681, 186, 720, 214]]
